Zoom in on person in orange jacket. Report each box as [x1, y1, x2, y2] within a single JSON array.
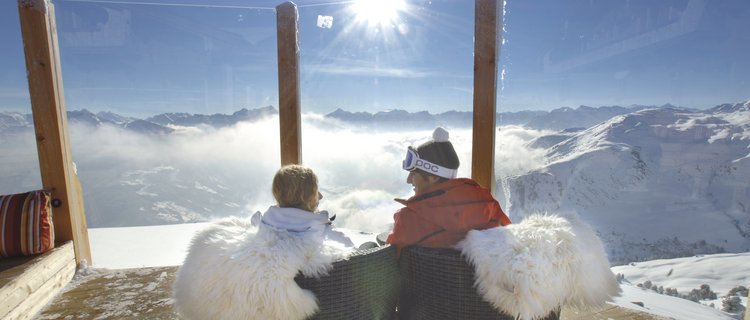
[[386, 127, 511, 253]]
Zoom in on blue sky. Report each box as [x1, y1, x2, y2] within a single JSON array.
[[1, 0, 749, 117]]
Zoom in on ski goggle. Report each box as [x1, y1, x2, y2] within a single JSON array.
[[402, 146, 457, 179]]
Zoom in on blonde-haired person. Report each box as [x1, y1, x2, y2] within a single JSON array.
[[259, 164, 354, 246], [174, 164, 354, 320], [273, 164, 321, 211]]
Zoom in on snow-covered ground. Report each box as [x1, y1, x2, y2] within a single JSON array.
[[89, 223, 749, 320], [611, 255, 749, 319]]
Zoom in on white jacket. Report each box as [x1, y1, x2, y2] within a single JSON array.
[[256, 206, 355, 248], [173, 207, 355, 320]]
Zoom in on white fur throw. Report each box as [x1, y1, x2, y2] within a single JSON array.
[[173, 217, 353, 320], [458, 214, 621, 320]]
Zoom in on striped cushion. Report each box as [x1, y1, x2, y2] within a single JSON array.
[[0, 190, 55, 258]]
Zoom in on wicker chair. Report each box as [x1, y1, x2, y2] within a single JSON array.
[[295, 244, 399, 320], [398, 246, 560, 320]]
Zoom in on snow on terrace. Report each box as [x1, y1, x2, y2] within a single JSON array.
[[88, 223, 378, 269], [85, 223, 747, 320]]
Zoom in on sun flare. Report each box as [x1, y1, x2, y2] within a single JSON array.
[[350, 0, 407, 27]]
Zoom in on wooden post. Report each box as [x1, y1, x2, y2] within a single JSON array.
[[18, 0, 92, 265], [276, 1, 302, 166], [471, 0, 501, 193]]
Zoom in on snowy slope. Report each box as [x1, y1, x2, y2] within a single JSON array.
[[499, 101, 750, 264]]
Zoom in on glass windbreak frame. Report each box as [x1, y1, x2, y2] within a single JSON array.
[[295, 1, 477, 234], [51, 0, 282, 231], [3, 0, 482, 266], [495, 0, 750, 266], [0, 1, 42, 195]]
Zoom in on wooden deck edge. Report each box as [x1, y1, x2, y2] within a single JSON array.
[[4, 261, 75, 320], [36, 266, 180, 319], [0, 241, 76, 319]]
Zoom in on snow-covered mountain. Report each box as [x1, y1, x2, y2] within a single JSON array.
[[0, 103, 657, 134], [0, 111, 33, 135], [523, 104, 662, 130], [146, 106, 277, 127], [498, 101, 750, 265], [325, 108, 440, 129], [0, 106, 278, 135], [324, 104, 652, 130]]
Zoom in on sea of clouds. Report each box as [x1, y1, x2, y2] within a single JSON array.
[[0, 113, 553, 232]]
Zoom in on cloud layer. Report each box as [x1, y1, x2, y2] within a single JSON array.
[[0, 114, 551, 232]]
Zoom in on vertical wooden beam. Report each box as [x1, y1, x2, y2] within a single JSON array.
[[472, 0, 501, 193], [18, 0, 92, 265], [276, 1, 302, 166]]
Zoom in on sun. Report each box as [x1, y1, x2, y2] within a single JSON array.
[[350, 0, 407, 28]]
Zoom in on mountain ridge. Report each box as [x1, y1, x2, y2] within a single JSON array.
[[499, 103, 750, 264], [0, 103, 705, 135]]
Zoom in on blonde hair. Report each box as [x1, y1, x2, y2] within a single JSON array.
[[272, 165, 319, 212]]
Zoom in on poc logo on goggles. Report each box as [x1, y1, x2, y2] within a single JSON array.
[[402, 146, 457, 179], [415, 159, 440, 173]]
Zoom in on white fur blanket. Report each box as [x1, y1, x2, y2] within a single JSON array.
[[172, 217, 353, 320], [458, 214, 621, 320]]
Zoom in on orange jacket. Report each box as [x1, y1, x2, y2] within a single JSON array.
[[386, 178, 511, 252]]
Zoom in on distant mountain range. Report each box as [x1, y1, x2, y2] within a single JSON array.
[[1, 103, 677, 134], [0, 106, 279, 136], [325, 104, 669, 130]]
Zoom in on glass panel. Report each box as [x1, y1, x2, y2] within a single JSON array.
[[496, 3, 750, 314], [53, 1, 281, 229], [297, 0, 476, 233], [0, 1, 42, 195], [498, 0, 750, 266]]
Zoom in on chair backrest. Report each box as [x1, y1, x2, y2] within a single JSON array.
[[295, 244, 399, 320], [398, 246, 560, 320]]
